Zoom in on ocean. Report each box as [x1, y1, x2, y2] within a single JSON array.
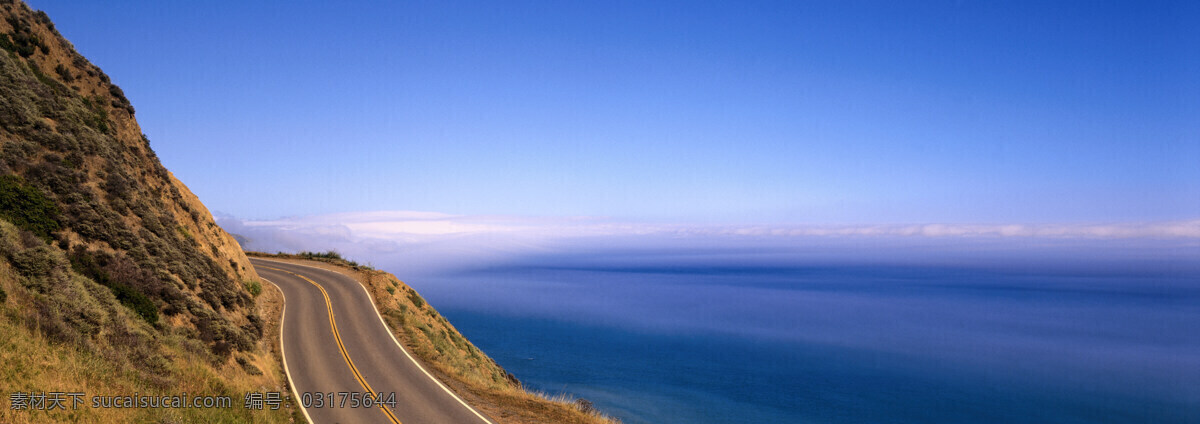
[[405, 248, 1199, 423]]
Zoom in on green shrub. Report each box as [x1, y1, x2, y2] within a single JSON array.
[[110, 282, 158, 325], [0, 175, 61, 241], [297, 250, 343, 260], [244, 313, 263, 338], [243, 280, 261, 297], [27, 61, 65, 93], [80, 95, 109, 133], [386, 285, 395, 295], [68, 248, 158, 325], [9, 33, 38, 58], [12, 245, 61, 277], [176, 225, 193, 241], [236, 356, 262, 375], [54, 64, 73, 82], [1, 16, 43, 58], [107, 83, 128, 104], [406, 289, 425, 309]]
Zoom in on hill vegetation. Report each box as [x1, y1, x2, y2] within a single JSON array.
[[0, 1, 293, 421]]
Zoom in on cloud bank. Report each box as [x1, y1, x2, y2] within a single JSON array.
[[217, 211, 1200, 276], [233, 210, 1200, 239]]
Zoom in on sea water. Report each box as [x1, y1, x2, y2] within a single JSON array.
[[406, 252, 1200, 423]]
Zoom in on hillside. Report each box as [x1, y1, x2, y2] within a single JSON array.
[[0, 1, 293, 422]]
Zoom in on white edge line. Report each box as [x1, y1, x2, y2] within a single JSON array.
[[260, 275, 314, 424], [253, 258, 495, 424]]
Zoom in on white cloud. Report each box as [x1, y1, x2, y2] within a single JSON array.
[[217, 211, 1200, 276]]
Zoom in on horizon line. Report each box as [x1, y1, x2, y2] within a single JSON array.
[[219, 210, 1200, 240]]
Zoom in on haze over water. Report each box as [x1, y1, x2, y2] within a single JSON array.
[[224, 211, 1200, 422], [407, 241, 1200, 424]]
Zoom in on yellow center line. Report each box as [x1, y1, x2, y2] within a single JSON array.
[[262, 266, 402, 424]]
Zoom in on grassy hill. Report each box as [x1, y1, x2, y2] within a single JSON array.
[[0, 1, 293, 421]]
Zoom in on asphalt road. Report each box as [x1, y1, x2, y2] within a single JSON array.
[[251, 258, 493, 424]]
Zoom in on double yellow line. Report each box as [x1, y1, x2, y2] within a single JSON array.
[[262, 266, 401, 424]]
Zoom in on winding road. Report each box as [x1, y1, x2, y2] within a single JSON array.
[[252, 258, 493, 424]]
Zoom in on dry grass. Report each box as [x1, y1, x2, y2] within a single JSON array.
[[0, 317, 298, 423], [0, 223, 297, 423], [0, 282, 296, 423], [247, 252, 620, 424]]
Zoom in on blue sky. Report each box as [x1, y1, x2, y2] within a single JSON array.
[[30, 0, 1199, 224]]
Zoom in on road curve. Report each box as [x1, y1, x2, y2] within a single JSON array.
[[252, 258, 493, 424]]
